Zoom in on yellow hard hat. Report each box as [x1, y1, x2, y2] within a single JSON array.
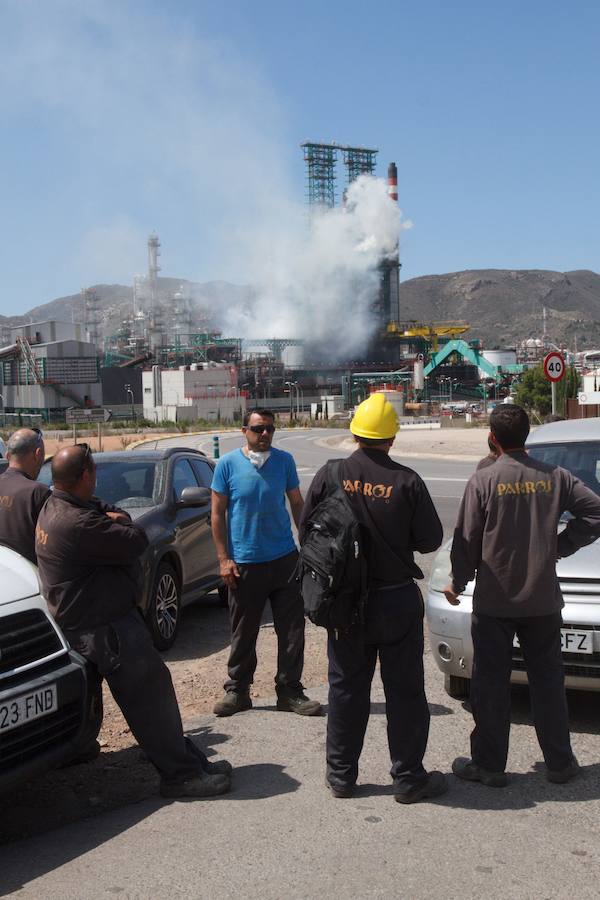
[[350, 393, 398, 440]]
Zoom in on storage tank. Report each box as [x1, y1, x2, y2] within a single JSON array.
[[480, 349, 517, 370]]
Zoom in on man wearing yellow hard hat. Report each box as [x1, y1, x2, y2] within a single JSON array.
[[300, 392, 446, 803]]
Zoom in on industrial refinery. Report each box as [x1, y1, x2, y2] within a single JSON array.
[[1, 141, 597, 425]]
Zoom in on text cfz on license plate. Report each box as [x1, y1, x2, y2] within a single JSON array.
[[514, 630, 594, 655], [0, 684, 58, 733]]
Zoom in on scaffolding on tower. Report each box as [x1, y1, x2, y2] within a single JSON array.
[[300, 142, 338, 208], [342, 146, 378, 184]]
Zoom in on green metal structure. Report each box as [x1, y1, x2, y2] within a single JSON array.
[[423, 339, 525, 380], [301, 142, 338, 208], [342, 146, 378, 184]]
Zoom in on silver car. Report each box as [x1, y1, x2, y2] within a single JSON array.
[[426, 417, 600, 697]]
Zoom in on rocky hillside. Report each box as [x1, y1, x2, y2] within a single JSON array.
[[4, 268, 599, 351], [398, 269, 600, 349]]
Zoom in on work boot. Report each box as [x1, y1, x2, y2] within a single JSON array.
[[452, 756, 507, 787], [326, 778, 354, 799], [394, 771, 448, 804], [276, 688, 322, 716], [203, 758, 234, 777], [59, 740, 102, 768], [160, 772, 230, 800], [213, 691, 252, 717], [546, 756, 580, 784]]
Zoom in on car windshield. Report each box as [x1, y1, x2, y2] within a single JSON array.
[[528, 441, 600, 496], [39, 459, 159, 508]]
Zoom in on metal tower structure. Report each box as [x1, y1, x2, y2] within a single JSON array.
[[147, 232, 161, 306], [82, 287, 101, 350], [300, 142, 338, 208], [342, 146, 378, 184]]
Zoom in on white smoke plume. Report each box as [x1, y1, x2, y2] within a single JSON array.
[[1, 1, 413, 355], [225, 176, 412, 356]]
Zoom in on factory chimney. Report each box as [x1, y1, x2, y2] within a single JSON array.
[[385, 162, 401, 325], [387, 161, 398, 202]]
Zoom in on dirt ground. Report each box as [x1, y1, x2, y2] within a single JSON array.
[[0, 600, 329, 845], [43, 432, 153, 456]]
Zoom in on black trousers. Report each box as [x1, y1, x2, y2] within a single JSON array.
[[326, 583, 430, 790], [225, 551, 305, 693], [68, 609, 207, 785], [470, 611, 573, 773]]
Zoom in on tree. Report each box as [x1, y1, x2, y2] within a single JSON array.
[[514, 364, 580, 418]]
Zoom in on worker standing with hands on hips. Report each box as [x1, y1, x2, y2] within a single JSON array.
[[445, 404, 600, 787], [211, 408, 321, 717], [301, 394, 447, 802]]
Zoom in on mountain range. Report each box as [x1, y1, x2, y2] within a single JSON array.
[[2, 268, 599, 351]]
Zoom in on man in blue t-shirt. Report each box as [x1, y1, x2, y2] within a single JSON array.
[[211, 408, 321, 717]]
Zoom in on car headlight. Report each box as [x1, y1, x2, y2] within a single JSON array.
[[429, 546, 452, 593]]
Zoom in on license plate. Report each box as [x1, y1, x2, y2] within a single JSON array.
[[0, 684, 58, 734], [513, 630, 594, 655]]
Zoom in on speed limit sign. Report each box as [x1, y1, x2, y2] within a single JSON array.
[[543, 351, 566, 383]]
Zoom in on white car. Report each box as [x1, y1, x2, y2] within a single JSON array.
[[0, 546, 89, 792], [427, 417, 600, 697]]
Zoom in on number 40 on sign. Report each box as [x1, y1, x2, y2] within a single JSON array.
[[543, 352, 566, 383]]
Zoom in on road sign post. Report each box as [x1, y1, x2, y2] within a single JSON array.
[[65, 408, 112, 446], [543, 352, 566, 416]]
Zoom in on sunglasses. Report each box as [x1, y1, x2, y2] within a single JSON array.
[[75, 442, 94, 471], [246, 424, 275, 434]]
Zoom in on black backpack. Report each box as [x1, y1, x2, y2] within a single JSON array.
[[298, 459, 368, 630]]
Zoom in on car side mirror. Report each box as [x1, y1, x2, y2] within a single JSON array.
[[177, 486, 211, 508]]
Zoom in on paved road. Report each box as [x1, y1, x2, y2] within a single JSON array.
[[2, 430, 598, 898], [138, 427, 476, 580]]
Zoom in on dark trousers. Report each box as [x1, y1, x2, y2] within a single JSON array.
[[470, 611, 573, 773], [225, 551, 305, 693], [326, 583, 430, 790], [69, 610, 207, 785]]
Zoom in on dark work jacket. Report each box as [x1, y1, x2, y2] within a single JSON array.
[[451, 450, 600, 617], [0, 468, 51, 563], [35, 490, 149, 632], [300, 448, 443, 586]]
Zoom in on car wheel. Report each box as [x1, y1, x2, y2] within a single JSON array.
[[147, 562, 181, 651], [217, 583, 229, 607], [444, 674, 471, 699]]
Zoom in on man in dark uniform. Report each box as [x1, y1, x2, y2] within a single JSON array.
[[445, 404, 600, 786], [0, 428, 49, 562], [301, 393, 447, 803], [36, 444, 232, 800]]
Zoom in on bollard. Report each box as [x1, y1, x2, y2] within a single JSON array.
[[213, 435, 220, 459]]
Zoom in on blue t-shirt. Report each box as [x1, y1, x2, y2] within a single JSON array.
[[211, 447, 300, 564]]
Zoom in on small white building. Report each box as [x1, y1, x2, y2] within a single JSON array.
[[142, 364, 245, 423]]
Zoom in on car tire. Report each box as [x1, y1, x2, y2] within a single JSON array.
[[147, 562, 181, 651], [444, 674, 471, 700], [217, 583, 229, 608]]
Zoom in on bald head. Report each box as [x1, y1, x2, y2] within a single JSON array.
[[7, 428, 45, 478], [52, 445, 95, 497]]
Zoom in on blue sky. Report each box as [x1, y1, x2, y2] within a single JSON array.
[[1, 0, 599, 315]]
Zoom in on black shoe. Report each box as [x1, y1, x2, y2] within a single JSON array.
[[546, 756, 580, 784], [452, 756, 507, 787], [276, 689, 322, 716], [203, 758, 233, 777], [58, 740, 101, 768], [394, 771, 448, 804], [326, 778, 354, 799], [213, 691, 252, 717], [160, 772, 231, 799]]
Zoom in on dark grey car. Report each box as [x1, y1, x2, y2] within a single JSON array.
[[40, 447, 224, 650]]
